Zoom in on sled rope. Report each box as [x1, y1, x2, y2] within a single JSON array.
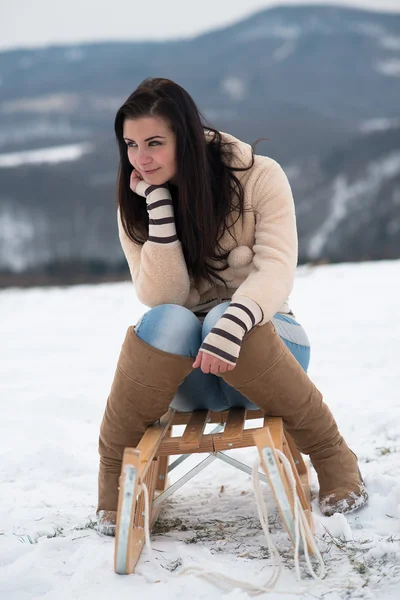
[[138, 482, 152, 557], [272, 450, 325, 581], [161, 452, 326, 595]]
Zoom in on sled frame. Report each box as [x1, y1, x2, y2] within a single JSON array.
[[114, 407, 314, 575]]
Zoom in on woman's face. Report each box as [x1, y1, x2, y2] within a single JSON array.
[[123, 116, 177, 185]]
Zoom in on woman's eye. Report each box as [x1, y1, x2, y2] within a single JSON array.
[[126, 141, 161, 148]]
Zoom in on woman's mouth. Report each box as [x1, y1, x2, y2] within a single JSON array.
[[141, 167, 160, 175]]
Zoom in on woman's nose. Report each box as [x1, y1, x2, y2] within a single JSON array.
[[137, 148, 152, 166]]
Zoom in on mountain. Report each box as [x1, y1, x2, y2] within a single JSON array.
[[0, 4, 399, 282]]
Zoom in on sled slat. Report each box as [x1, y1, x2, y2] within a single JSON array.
[[179, 410, 209, 451], [171, 408, 264, 426], [223, 408, 246, 442]]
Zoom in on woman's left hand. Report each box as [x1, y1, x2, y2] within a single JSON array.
[[192, 351, 235, 375]]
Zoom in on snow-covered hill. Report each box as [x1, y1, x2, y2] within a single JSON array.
[[1, 4, 400, 274], [1, 259, 399, 599]]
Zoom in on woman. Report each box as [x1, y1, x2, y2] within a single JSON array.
[[97, 78, 367, 534]]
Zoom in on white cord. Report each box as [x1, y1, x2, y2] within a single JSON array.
[[138, 482, 152, 557], [250, 452, 283, 588], [137, 452, 365, 595], [171, 451, 327, 595], [274, 450, 325, 581]]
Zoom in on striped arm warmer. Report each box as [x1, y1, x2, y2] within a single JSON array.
[[200, 296, 263, 366], [136, 180, 178, 244]]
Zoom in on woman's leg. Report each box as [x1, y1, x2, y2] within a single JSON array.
[[134, 303, 202, 357], [218, 321, 368, 516], [271, 313, 311, 372], [98, 305, 196, 520], [202, 303, 259, 409], [204, 303, 312, 409], [146, 306, 227, 412], [135, 304, 228, 412]]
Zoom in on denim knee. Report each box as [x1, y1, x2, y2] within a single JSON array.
[[202, 301, 231, 339], [134, 304, 202, 357]]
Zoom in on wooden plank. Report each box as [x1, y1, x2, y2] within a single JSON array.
[[155, 428, 171, 491], [285, 432, 308, 476], [264, 417, 284, 450], [135, 409, 175, 480], [179, 410, 209, 452], [222, 408, 246, 442], [171, 408, 265, 426], [282, 437, 310, 513], [158, 427, 260, 455], [283, 432, 312, 508], [129, 528, 146, 573], [135, 459, 157, 529]]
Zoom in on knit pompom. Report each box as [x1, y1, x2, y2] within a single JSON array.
[[227, 246, 254, 268]]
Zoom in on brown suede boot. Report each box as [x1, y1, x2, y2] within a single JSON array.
[[97, 327, 193, 534], [220, 322, 368, 516]]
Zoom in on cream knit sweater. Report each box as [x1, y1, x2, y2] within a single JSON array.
[[117, 132, 297, 327]]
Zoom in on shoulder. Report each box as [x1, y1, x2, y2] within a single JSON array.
[[238, 154, 292, 208], [212, 130, 288, 182], [206, 129, 292, 201]]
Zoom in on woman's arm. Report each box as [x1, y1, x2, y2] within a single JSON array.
[[198, 161, 297, 366], [117, 181, 191, 306], [231, 161, 297, 324]]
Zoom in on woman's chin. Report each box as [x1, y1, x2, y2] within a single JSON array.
[[144, 175, 169, 186]]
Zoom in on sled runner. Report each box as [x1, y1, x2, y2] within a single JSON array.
[[114, 407, 315, 575]]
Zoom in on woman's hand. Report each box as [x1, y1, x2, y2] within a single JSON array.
[[192, 351, 235, 375], [130, 168, 143, 193]]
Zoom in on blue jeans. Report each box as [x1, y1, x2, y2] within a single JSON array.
[[134, 303, 310, 412]]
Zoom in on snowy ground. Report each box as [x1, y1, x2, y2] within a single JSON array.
[[1, 260, 400, 599]]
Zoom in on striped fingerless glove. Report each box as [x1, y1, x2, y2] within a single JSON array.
[[200, 296, 263, 366], [136, 180, 178, 244]]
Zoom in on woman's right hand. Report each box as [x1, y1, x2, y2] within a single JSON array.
[[130, 168, 143, 193]]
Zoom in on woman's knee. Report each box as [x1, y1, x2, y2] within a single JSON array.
[[202, 301, 231, 338], [134, 304, 202, 357]]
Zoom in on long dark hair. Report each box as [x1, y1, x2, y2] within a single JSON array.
[[114, 77, 254, 286]]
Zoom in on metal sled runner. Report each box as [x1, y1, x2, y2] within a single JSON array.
[[114, 407, 316, 575]]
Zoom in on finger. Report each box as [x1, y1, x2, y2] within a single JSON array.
[[201, 354, 212, 374], [218, 360, 235, 374], [210, 359, 223, 375], [192, 353, 201, 369]]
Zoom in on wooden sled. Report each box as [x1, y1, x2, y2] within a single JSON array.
[[114, 407, 315, 575]]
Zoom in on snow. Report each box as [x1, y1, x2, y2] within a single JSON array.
[[1, 259, 400, 599], [236, 23, 300, 43], [221, 77, 247, 102], [380, 36, 400, 50], [359, 118, 400, 133], [0, 208, 36, 271], [273, 40, 296, 62], [308, 152, 400, 259], [375, 59, 400, 77], [1, 94, 79, 114], [0, 143, 91, 168]]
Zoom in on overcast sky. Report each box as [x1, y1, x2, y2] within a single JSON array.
[[1, 0, 399, 52]]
